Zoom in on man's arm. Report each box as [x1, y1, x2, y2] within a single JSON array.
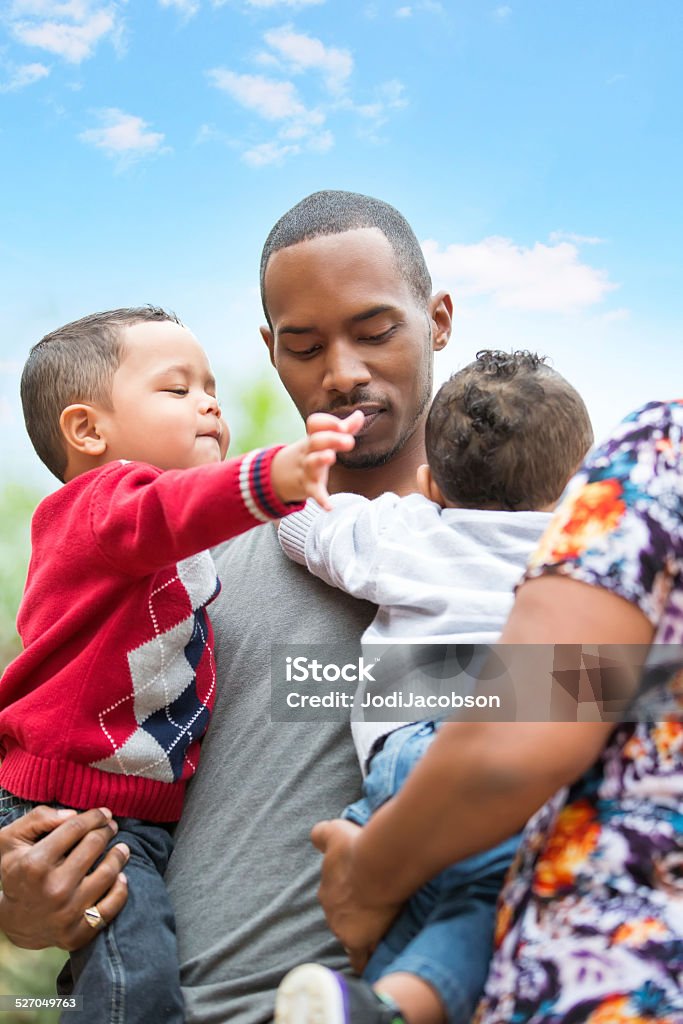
[[0, 807, 129, 950]]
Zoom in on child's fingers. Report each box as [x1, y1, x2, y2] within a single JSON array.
[[306, 410, 365, 435], [307, 430, 356, 453], [311, 486, 332, 511]]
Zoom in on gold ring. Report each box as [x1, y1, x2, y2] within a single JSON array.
[[84, 905, 104, 929]]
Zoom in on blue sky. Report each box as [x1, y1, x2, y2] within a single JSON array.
[[0, 0, 681, 492]]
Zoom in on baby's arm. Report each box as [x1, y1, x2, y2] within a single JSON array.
[[278, 490, 402, 603]]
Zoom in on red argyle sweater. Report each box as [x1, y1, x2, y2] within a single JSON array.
[[0, 449, 300, 821]]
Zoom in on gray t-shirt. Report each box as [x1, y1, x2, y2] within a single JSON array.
[[165, 523, 375, 1024]]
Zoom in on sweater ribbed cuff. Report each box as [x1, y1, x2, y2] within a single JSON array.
[[277, 499, 324, 566], [239, 446, 305, 522]]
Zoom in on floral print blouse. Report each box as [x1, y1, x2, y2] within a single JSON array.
[[476, 400, 683, 1024]]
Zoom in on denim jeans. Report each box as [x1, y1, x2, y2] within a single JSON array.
[[0, 789, 184, 1024], [343, 723, 518, 1024]]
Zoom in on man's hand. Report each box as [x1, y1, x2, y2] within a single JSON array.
[[271, 411, 364, 510], [0, 805, 130, 951], [311, 818, 401, 973]]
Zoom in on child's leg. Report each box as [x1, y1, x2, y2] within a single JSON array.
[[57, 818, 184, 1024], [351, 725, 517, 1024], [365, 841, 516, 1024]]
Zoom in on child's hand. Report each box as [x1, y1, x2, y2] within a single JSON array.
[[271, 410, 364, 509]]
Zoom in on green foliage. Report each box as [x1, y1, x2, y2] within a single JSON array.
[[226, 374, 302, 455], [0, 484, 41, 672], [0, 938, 65, 1023]]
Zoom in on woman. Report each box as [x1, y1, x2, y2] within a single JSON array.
[[313, 399, 683, 1023]]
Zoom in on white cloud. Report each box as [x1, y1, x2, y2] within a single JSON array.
[[423, 235, 617, 314], [242, 140, 300, 166], [493, 5, 511, 18], [346, 78, 408, 138], [159, 0, 200, 16], [307, 127, 333, 152], [7, 2, 122, 64], [549, 230, 606, 246], [212, 0, 323, 7], [0, 62, 50, 91], [208, 69, 321, 122], [241, 0, 324, 7], [263, 26, 352, 94], [195, 121, 231, 144], [241, 123, 332, 166], [79, 108, 168, 166], [601, 307, 630, 323], [207, 24, 404, 165], [396, 5, 412, 15]]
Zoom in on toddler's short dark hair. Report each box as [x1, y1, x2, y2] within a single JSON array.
[[21, 306, 181, 481], [425, 350, 593, 510]]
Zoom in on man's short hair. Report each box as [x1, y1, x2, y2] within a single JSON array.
[[260, 190, 432, 327], [426, 350, 594, 510], [21, 306, 181, 482]]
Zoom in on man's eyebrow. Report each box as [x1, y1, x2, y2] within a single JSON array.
[[278, 305, 400, 336], [351, 304, 399, 324], [278, 325, 314, 336]]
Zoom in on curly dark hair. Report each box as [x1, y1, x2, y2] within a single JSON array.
[[425, 350, 593, 510]]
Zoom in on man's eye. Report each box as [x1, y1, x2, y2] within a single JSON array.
[[289, 345, 321, 358], [359, 326, 397, 343]]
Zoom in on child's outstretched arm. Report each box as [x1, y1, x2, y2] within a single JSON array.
[[270, 410, 364, 510]]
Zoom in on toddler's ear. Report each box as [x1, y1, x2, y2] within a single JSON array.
[[59, 404, 107, 459], [416, 464, 444, 506]]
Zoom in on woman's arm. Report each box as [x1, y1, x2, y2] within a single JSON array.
[[314, 575, 655, 953]]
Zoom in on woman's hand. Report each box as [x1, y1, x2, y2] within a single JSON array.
[[311, 818, 401, 973]]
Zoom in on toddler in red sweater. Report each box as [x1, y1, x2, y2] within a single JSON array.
[[0, 305, 362, 1023]]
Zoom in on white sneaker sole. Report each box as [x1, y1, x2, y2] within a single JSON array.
[[275, 964, 347, 1024]]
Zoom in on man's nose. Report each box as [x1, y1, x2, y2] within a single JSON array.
[[321, 341, 371, 394]]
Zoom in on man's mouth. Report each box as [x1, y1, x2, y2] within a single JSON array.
[[328, 405, 385, 436]]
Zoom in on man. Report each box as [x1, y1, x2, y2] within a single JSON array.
[[0, 191, 452, 1023]]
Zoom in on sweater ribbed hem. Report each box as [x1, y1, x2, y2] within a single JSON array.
[[277, 499, 324, 565], [0, 748, 185, 822]]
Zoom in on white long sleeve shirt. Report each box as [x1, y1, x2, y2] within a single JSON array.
[[278, 493, 551, 771]]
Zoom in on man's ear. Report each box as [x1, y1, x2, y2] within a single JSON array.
[[417, 464, 447, 507], [260, 325, 276, 367], [59, 404, 107, 459], [428, 291, 453, 352]]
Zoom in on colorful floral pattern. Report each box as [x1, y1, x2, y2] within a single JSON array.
[[476, 401, 683, 1023]]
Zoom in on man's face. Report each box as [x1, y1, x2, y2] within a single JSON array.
[[261, 227, 451, 470]]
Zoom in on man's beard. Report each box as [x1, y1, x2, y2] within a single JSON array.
[[335, 373, 432, 471]]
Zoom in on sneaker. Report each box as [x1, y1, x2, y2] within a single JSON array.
[[275, 963, 406, 1024]]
